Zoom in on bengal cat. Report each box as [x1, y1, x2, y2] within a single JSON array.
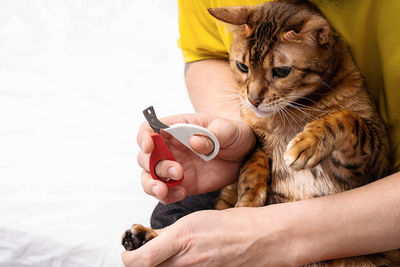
[[122, 1, 400, 265]]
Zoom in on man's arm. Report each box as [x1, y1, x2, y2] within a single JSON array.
[[185, 59, 241, 119], [290, 171, 400, 264]]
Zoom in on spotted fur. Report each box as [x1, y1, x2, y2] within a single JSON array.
[[210, 1, 400, 266]]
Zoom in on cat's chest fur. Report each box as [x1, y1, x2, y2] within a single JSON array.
[[253, 119, 339, 203]]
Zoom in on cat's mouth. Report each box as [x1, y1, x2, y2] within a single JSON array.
[[244, 98, 287, 118]]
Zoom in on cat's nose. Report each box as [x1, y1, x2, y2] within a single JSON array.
[[248, 96, 262, 107]]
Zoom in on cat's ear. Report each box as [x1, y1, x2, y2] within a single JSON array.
[[208, 6, 255, 36], [282, 16, 330, 46]]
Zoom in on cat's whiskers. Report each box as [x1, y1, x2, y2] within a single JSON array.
[[287, 94, 321, 106], [214, 97, 242, 118], [287, 102, 320, 122], [281, 105, 305, 129], [288, 95, 343, 121], [287, 95, 340, 118], [286, 102, 335, 129], [286, 99, 325, 115], [223, 103, 242, 117], [277, 108, 286, 129], [317, 78, 333, 90], [279, 107, 293, 132], [288, 101, 327, 113], [216, 94, 241, 101], [280, 106, 299, 133], [208, 83, 242, 115], [284, 105, 309, 124]]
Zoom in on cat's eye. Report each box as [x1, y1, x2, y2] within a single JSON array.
[[236, 62, 249, 73], [272, 66, 291, 78]]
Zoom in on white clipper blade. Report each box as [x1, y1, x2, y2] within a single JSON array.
[[164, 123, 220, 161]]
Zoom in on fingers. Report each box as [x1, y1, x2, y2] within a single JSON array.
[[155, 160, 183, 181], [137, 115, 226, 159], [141, 171, 186, 204], [137, 152, 183, 181], [137, 151, 186, 203], [137, 122, 154, 154]]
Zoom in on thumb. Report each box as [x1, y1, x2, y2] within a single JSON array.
[[121, 227, 181, 267], [189, 134, 215, 155], [189, 117, 240, 155], [206, 118, 256, 160]]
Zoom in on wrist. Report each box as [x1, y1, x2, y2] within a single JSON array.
[[232, 205, 307, 266], [276, 201, 321, 266], [248, 202, 322, 266]]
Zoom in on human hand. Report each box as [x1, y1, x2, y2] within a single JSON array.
[[136, 113, 256, 204], [121, 207, 296, 267]]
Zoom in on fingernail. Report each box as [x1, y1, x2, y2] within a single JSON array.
[[197, 136, 209, 146], [197, 136, 214, 153], [151, 186, 159, 197], [168, 167, 179, 180]]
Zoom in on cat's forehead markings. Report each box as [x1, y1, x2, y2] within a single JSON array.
[[275, 49, 291, 66], [262, 54, 273, 69], [242, 52, 248, 65], [277, 52, 288, 65]]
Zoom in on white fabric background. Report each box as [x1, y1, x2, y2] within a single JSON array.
[[0, 1, 192, 266]]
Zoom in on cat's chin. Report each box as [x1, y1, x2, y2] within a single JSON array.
[[247, 106, 275, 118], [244, 100, 279, 118], [252, 109, 275, 118]]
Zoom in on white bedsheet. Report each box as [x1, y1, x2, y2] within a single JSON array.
[[0, 1, 192, 266]]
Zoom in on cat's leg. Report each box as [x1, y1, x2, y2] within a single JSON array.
[[235, 148, 270, 207], [122, 224, 158, 251], [215, 183, 238, 210], [284, 110, 389, 179]]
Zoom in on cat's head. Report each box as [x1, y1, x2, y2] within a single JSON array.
[[209, 1, 337, 118]]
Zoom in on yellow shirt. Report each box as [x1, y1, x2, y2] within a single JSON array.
[[177, 0, 400, 171]]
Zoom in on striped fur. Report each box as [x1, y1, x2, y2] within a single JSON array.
[[211, 1, 400, 266]]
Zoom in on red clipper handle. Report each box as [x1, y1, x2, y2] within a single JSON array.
[[149, 132, 183, 187]]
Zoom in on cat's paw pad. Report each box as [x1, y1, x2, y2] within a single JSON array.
[[284, 134, 322, 170], [121, 224, 157, 251]]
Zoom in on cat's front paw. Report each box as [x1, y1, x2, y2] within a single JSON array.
[[121, 224, 158, 251], [284, 130, 331, 170]]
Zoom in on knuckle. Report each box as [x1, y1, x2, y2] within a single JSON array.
[[176, 220, 194, 245], [140, 249, 157, 266], [140, 172, 151, 193], [139, 121, 149, 130], [137, 152, 149, 171]]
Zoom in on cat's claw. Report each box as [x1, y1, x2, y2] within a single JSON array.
[[283, 140, 298, 167], [284, 133, 328, 170]]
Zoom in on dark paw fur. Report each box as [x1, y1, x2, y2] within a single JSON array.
[[121, 224, 157, 251]]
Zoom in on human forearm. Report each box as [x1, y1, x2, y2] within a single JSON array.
[[263, 172, 400, 265], [185, 59, 241, 119], [123, 172, 400, 266]]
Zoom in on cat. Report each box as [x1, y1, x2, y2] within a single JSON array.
[[122, 1, 400, 265]]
